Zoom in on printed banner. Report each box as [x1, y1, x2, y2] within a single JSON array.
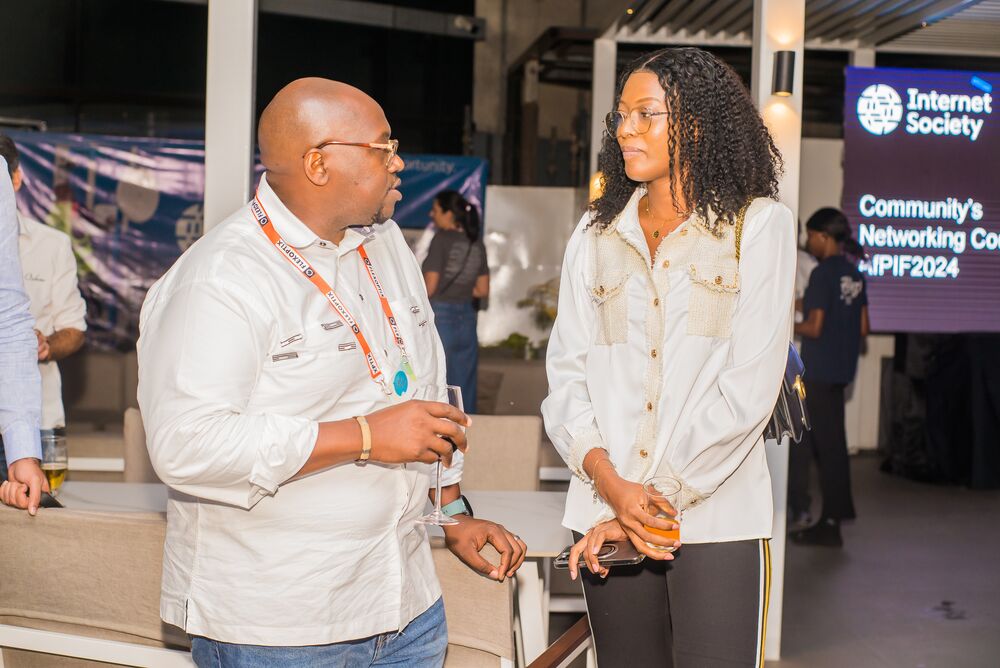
[[7, 129, 486, 349]]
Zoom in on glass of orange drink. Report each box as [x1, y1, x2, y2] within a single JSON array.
[[643, 476, 682, 552]]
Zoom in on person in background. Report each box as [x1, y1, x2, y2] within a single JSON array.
[[138, 79, 524, 667], [422, 190, 488, 413], [543, 47, 793, 666], [790, 207, 869, 547], [0, 135, 88, 434], [0, 156, 48, 514]]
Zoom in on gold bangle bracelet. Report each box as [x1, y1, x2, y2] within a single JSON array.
[[591, 458, 616, 498], [354, 415, 372, 464]]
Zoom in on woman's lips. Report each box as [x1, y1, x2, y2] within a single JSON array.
[[620, 146, 644, 159]]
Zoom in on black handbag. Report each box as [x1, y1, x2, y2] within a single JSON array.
[[763, 343, 810, 443], [735, 204, 811, 444]]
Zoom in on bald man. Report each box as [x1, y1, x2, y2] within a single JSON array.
[[138, 79, 525, 667]]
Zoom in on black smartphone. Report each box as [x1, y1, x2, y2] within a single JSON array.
[[39, 492, 64, 509], [553, 540, 645, 570]]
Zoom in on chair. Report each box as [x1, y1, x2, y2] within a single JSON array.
[[432, 538, 516, 667], [462, 415, 543, 492], [123, 408, 159, 484]]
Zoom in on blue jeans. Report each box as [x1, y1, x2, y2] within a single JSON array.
[[431, 301, 478, 413], [191, 598, 447, 667]]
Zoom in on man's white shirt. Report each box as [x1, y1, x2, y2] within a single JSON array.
[[18, 214, 87, 429], [137, 176, 461, 645]]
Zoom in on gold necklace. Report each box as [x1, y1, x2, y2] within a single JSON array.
[[644, 196, 685, 239]]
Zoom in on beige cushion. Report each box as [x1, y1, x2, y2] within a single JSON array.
[[123, 408, 159, 484], [1, 507, 514, 666], [482, 359, 549, 417], [0, 505, 185, 667], [461, 415, 542, 491]]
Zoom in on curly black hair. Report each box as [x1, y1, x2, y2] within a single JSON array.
[[590, 47, 783, 236]]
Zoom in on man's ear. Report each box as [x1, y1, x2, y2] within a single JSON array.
[[302, 151, 330, 186], [12, 166, 23, 191]]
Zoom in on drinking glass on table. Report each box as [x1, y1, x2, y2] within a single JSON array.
[[643, 475, 682, 551], [417, 384, 463, 526], [40, 430, 68, 496]]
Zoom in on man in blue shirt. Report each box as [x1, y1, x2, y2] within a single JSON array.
[[0, 156, 49, 515], [790, 207, 869, 547]]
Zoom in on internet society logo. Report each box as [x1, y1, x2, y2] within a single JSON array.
[[857, 84, 903, 135]]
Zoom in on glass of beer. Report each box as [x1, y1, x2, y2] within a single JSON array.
[[40, 431, 68, 496], [643, 476, 682, 552]]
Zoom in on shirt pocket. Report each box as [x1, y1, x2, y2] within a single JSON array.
[[686, 261, 741, 338], [588, 270, 630, 346], [262, 325, 366, 400], [389, 294, 436, 378]]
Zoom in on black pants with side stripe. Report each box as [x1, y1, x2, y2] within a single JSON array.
[[575, 536, 770, 668]]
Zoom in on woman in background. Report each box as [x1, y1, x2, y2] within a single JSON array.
[[423, 190, 489, 413], [790, 207, 869, 547]]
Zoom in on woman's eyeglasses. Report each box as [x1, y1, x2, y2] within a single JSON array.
[[605, 109, 669, 136], [308, 138, 399, 167]]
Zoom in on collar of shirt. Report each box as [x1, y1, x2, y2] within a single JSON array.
[[610, 187, 699, 262], [256, 174, 370, 256], [17, 212, 32, 238]]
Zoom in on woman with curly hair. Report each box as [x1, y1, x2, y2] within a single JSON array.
[[542, 47, 795, 665]]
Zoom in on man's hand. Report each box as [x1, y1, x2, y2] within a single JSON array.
[[442, 516, 527, 583], [1, 458, 50, 516], [366, 400, 470, 467], [600, 475, 680, 559], [34, 329, 50, 362], [567, 519, 629, 580]]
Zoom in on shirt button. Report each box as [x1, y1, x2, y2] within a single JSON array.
[[662, 260, 670, 269], [319, 241, 327, 247], [640, 449, 648, 458], [651, 349, 658, 358], [715, 275, 723, 285], [653, 298, 660, 307], [646, 402, 653, 411]]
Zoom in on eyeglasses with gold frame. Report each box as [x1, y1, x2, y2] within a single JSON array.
[[308, 138, 399, 167]]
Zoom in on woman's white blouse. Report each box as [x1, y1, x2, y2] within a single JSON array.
[[542, 189, 796, 543]]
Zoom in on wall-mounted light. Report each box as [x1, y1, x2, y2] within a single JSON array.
[[772, 50, 795, 97]]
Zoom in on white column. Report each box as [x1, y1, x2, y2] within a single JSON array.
[[204, 0, 258, 232], [850, 48, 876, 68], [751, 0, 804, 661], [590, 36, 617, 177]]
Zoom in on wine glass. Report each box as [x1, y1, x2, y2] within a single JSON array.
[[40, 431, 69, 496], [416, 384, 464, 526]]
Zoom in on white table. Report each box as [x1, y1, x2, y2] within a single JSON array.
[[57, 482, 572, 664]]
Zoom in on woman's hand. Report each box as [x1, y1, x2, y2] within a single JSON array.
[[600, 474, 680, 559], [567, 519, 628, 580]]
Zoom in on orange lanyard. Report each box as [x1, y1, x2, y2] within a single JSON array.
[[251, 194, 408, 395]]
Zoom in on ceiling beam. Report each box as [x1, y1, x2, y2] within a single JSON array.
[[861, 0, 983, 44], [668, 0, 718, 31], [145, 0, 486, 40], [686, 0, 742, 34]]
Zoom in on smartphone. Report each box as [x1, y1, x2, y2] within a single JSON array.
[[39, 492, 64, 509], [553, 540, 645, 570]]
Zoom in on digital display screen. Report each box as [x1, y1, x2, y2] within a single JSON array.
[[843, 66, 999, 332]]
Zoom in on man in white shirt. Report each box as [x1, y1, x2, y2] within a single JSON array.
[[0, 136, 87, 432], [138, 79, 525, 667]]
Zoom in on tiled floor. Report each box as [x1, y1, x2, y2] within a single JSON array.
[[772, 454, 1000, 667]]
